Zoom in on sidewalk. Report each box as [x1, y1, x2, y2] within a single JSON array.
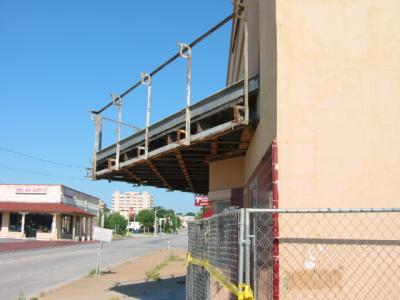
[[37, 248, 187, 300]]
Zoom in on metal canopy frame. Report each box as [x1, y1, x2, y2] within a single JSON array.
[[94, 76, 259, 194], [90, 4, 255, 194]]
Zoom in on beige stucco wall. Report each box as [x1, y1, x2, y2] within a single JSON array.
[[209, 156, 244, 191], [275, 0, 400, 208], [0, 212, 10, 237]]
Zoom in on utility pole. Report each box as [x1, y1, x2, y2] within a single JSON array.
[[153, 209, 158, 235]]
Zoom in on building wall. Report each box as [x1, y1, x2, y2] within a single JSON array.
[[0, 185, 98, 240], [0, 184, 61, 203], [0, 213, 12, 238], [62, 186, 99, 216], [275, 0, 400, 208], [209, 156, 244, 191]]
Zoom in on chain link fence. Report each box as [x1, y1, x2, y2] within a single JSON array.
[[187, 209, 240, 300], [251, 208, 400, 300], [187, 208, 400, 300]]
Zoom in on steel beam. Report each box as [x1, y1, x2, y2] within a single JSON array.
[[174, 149, 194, 192]]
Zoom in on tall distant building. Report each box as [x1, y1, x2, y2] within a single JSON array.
[[98, 199, 107, 212], [111, 191, 153, 219]]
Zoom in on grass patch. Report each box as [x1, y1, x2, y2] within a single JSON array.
[[87, 268, 97, 277], [166, 252, 184, 262], [145, 252, 184, 282], [145, 269, 162, 281], [17, 291, 25, 300]]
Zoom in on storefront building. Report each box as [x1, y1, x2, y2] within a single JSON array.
[[0, 184, 99, 241]]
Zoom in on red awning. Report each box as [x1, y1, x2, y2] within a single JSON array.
[[0, 202, 95, 217]]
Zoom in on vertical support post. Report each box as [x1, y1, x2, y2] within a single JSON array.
[[112, 94, 122, 170], [253, 214, 258, 299], [52, 213, 57, 240], [141, 72, 152, 158], [21, 213, 26, 238], [245, 209, 251, 285], [243, 3, 249, 125], [72, 215, 76, 241], [153, 209, 157, 235], [96, 240, 104, 275], [178, 43, 192, 145], [271, 140, 280, 300], [238, 208, 245, 289], [92, 113, 102, 178]]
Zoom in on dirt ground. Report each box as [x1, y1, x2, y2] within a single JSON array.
[[37, 248, 187, 300]]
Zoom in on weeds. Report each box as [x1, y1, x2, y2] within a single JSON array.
[[87, 268, 97, 277], [145, 252, 184, 282], [17, 291, 25, 300], [145, 269, 162, 281], [166, 252, 184, 262]]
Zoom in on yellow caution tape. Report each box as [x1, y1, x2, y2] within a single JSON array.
[[187, 253, 254, 300], [238, 283, 254, 300]]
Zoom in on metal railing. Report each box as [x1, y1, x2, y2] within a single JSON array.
[[186, 208, 400, 300]]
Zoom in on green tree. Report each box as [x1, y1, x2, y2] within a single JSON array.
[[104, 213, 127, 235], [185, 212, 196, 216], [137, 209, 155, 232]]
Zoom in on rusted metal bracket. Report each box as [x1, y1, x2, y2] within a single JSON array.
[[141, 72, 152, 158], [176, 129, 187, 144], [174, 149, 194, 192], [178, 43, 192, 145], [234, 105, 246, 123], [112, 94, 122, 170], [137, 146, 146, 158]]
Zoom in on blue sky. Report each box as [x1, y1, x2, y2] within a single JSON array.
[[0, 1, 233, 213]]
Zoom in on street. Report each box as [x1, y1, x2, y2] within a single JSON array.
[[0, 231, 187, 300]]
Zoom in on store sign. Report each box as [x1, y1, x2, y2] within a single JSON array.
[[93, 227, 112, 242], [195, 195, 210, 206], [129, 207, 134, 221], [16, 185, 47, 194]]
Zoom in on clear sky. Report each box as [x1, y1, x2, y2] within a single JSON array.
[[0, 1, 233, 214]]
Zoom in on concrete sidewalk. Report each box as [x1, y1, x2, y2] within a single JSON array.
[[38, 248, 187, 300]]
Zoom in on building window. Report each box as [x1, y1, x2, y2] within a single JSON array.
[[36, 214, 53, 233], [61, 215, 73, 234], [9, 213, 22, 232]]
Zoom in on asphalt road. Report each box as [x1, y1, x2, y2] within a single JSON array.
[[0, 231, 188, 300]]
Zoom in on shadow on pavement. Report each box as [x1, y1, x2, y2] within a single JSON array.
[[110, 275, 186, 300]]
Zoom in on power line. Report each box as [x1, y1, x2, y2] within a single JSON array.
[[0, 146, 87, 169], [93, 13, 234, 114], [0, 163, 88, 182]]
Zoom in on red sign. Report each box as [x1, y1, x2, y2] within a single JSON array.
[[194, 195, 210, 206], [129, 208, 134, 221]]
